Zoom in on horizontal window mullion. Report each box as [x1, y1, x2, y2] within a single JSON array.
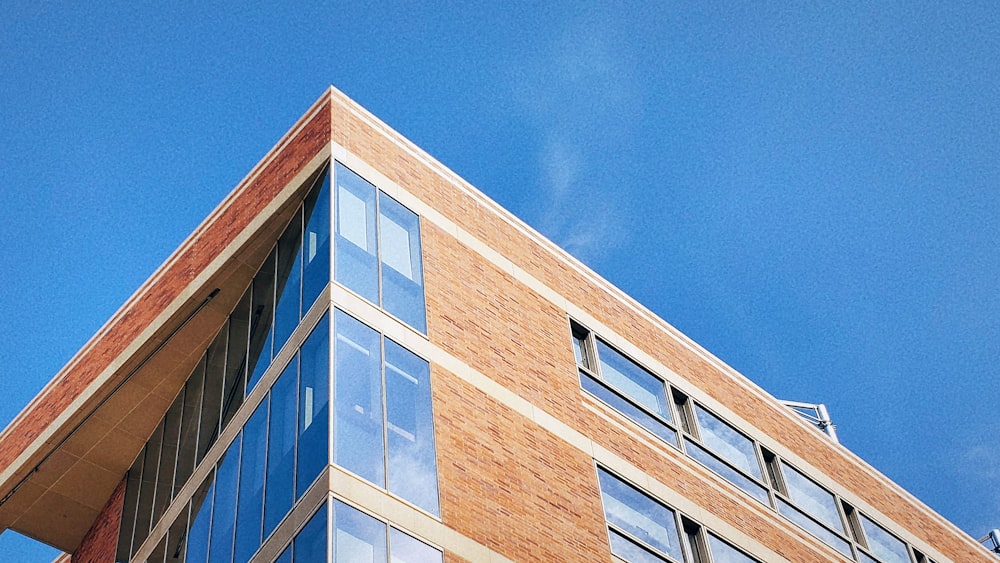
[[581, 371, 678, 446], [682, 438, 771, 505], [607, 524, 676, 563]]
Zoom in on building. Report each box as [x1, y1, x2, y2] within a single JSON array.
[[0, 88, 993, 563]]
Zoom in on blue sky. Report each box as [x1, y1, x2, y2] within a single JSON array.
[[2, 2, 998, 559]]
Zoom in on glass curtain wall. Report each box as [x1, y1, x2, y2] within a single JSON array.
[[119, 162, 437, 562]]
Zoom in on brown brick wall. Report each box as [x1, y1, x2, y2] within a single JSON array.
[[325, 90, 988, 561], [72, 477, 125, 563]]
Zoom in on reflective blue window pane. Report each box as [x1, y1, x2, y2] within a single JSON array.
[[247, 251, 276, 394], [274, 212, 304, 354], [597, 468, 682, 562], [693, 405, 761, 480], [776, 498, 852, 557], [335, 163, 378, 304], [389, 528, 442, 563], [276, 545, 291, 563], [707, 532, 758, 563], [334, 311, 385, 486], [302, 169, 331, 312], [608, 529, 671, 563], [208, 439, 240, 563], [780, 462, 843, 532], [334, 501, 387, 562], [384, 339, 438, 514], [684, 439, 769, 505], [234, 399, 268, 563], [293, 502, 329, 563], [298, 314, 331, 498], [595, 340, 670, 421], [265, 360, 298, 537], [378, 193, 426, 333], [186, 475, 215, 563], [581, 371, 677, 446], [859, 514, 909, 563]]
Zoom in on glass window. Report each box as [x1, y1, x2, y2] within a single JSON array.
[[298, 313, 330, 498], [780, 462, 843, 533], [134, 421, 162, 542], [274, 211, 304, 354], [775, 498, 853, 557], [385, 338, 438, 514], [684, 439, 769, 505], [335, 163, 379, 304], [334, 311, 385, 487], [379, 193, 426, 332], [597, 468, 683, 562], [199, 330, 228, 463], [389, 528, 442, 563], [595, 340, 670, 421], [334, 501, 387, 562], [164, 501, 190, 562], [264, 360, 298, 537], [153, 394, 183, 523], [234, 399, 268, 563], [859, 514, 910, 563], [186, 473, 215, 563], [581, 372, 677, 446], [175, 365, 204, 493], [222, 288, 251, 428], [208, 439, 240, 563], [302, 168, 331, 311], [294, 502, 329, 563], [116, 452, 143, 560], [707, 532, 758, 563], [276, 545, 292, 563], [247, 251, 276, 394], [692, 405, 761, 480]]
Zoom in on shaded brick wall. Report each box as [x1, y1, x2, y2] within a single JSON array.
[[72, 477, 125, 563]]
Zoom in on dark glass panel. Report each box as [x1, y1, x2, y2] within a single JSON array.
[[297, 314, 330, 498], [581, 372, 677, 446], [335, 162, 378, 304], [293, 501, 328, 563], [134, 421, 164, 545], [234, 399, 269, 563], [275, 211, 304, 354], [116, 452, 144, 561], [334, 311, 384, 487], [222, 287, 251, 429], [175, 361, 205, 493], [208, 438, 240, 563], [247, 251, 276, 394], [149, 535, 167, 563], [334, 501, 386, 562], [378, 193, 426, 333], [389, 528, 442, 563], [384, 339, 438, 514], [264, 359, 298, 537], [302, 168, 331, 312], [186, 474, 216, 563], [164, 503, 190, 562], [198, 325, 229, 463], [153, 393, 184, 522]]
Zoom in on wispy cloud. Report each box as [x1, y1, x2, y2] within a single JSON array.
[[509, 12, 642, 264]]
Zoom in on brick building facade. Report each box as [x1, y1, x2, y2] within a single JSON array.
[[0, 88, 992, 562]]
